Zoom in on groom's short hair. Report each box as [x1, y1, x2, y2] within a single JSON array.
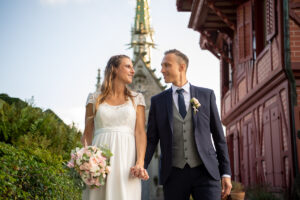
[[164, 49, 189, 69]]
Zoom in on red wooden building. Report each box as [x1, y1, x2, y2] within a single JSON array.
[[176, 0, 300, 194]]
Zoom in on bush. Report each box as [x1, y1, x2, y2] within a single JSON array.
[[292, 174, 300, 200], [231, 181, 245, 192], [0, 94, 82, 160], [246, 184, 280, 200], [0, 142, 82, 199]]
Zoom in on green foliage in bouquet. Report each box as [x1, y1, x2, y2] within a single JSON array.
[[0, 142, 82, 199], [99, 144, 113, 165]]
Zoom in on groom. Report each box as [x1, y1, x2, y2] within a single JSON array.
[[144, 49, 232, 200]]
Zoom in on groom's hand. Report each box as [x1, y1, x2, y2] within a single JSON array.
[[138, 168, 149, 180], [130, 165, 149, 180], [221, 177, 232, 199]]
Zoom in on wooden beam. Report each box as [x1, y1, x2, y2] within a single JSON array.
[[189, 0, 209, 30], [213, 1, 239, 6], [289, 1, 300, 26], [289, 8, 300, 27], [200, 31, 233, 65], [177, 0, 194, 11], [200, 36, 221, 58], [209, 8, 237, 14], [290, 2, 300, 9], [208, 11, 236, 17], [206, 1, 236, 31], [198, 26, 234, 37], [205, 14, 236, 21], [202, 23, 230, 28]]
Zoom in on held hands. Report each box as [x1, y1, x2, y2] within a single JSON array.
[[130, 163, 149, 181]]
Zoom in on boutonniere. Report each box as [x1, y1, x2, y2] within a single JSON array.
[[190, 97, 201, 114]]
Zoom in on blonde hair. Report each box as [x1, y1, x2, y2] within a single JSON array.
[[95, 55, 134, 113]]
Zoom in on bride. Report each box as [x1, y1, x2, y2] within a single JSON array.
[[81, 55, 149, 200]]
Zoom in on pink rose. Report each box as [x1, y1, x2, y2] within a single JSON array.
[[67, 160, 74, 168], [80, 162, 91, 171]]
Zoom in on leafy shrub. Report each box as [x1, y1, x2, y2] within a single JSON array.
[[0, 94, 82, 159], [0, 94, 84, 199], [292, 174, 300, 200], [231, 181, 245, 192], [0, 142, 82, 199], [246, 184, 280, 200]]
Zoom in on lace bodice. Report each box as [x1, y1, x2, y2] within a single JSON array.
[[86, 91, 145, 132]]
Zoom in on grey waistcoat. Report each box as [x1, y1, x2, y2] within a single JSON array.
[[172, 102, 203, 168]]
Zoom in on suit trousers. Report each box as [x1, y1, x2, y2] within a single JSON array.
[[163, 164, 221, 200]]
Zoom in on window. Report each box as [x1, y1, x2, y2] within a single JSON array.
[[221, 42, 233, 97], [253, 0, 276, 57]]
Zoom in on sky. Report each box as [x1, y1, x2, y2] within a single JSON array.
[[0, 0, 220, 131]]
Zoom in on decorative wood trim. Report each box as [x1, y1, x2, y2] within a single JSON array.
[[274, 36, 280, 69], [189, 0, 207, 30], [291, 62, 300, 69], [289, 1, 300, 26], [225, 81, 291, 162], [236, 62, 246, 83], [206, 1, 236, 31], [290, 2, 300, 9], [294, 106, 300, 172], [255, 43, 271, 64], [237, 3, 245, 61], [270, 42, 274, 71], [176, 0, 194, 11], [200, 31, 233, 64], [222, 70, 286, 125], [277, 91, 289, 145], [291, 62, 300, 79]]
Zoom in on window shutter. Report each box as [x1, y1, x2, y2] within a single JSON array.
[[244, 1, 253, 60], [237, 1, 253, 62], [266, 0, 276, 41], [237, 4, 244, 61]]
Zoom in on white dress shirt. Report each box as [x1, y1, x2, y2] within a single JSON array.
[[171, 82, 190, 112]]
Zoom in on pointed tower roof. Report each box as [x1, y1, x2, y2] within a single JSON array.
[[95, 68, 101, 92], [134, 0, 151, 33], [130, 0, 155, 68]]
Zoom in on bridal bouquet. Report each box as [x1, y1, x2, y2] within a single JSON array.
[[67, 145, 113, 187]]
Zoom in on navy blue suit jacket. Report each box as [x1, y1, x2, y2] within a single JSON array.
[[144, 84, 231, 185]]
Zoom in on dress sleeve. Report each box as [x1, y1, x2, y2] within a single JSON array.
[[85, 92, 101, 114], [135, 93, 146, 107], [86, 92, 96, 106]]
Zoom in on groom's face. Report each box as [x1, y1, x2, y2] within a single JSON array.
[[161, 53, 181, 84]]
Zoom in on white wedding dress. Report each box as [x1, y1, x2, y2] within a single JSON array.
[[82, 91, 145, 200]]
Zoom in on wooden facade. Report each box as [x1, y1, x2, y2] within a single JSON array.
[[176, 0, 300, 194]]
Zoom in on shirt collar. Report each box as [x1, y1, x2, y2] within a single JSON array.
[[172, 81, 190, 95]]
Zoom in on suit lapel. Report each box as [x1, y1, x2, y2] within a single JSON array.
[[166, 88, 173, 134], [190, 84, 198, 131]]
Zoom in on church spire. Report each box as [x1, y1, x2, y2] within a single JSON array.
[[95, 68, 101, 92], [130, 0, 155, 67]]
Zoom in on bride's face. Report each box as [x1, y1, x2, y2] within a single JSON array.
[[115, 58, 135, 84]]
